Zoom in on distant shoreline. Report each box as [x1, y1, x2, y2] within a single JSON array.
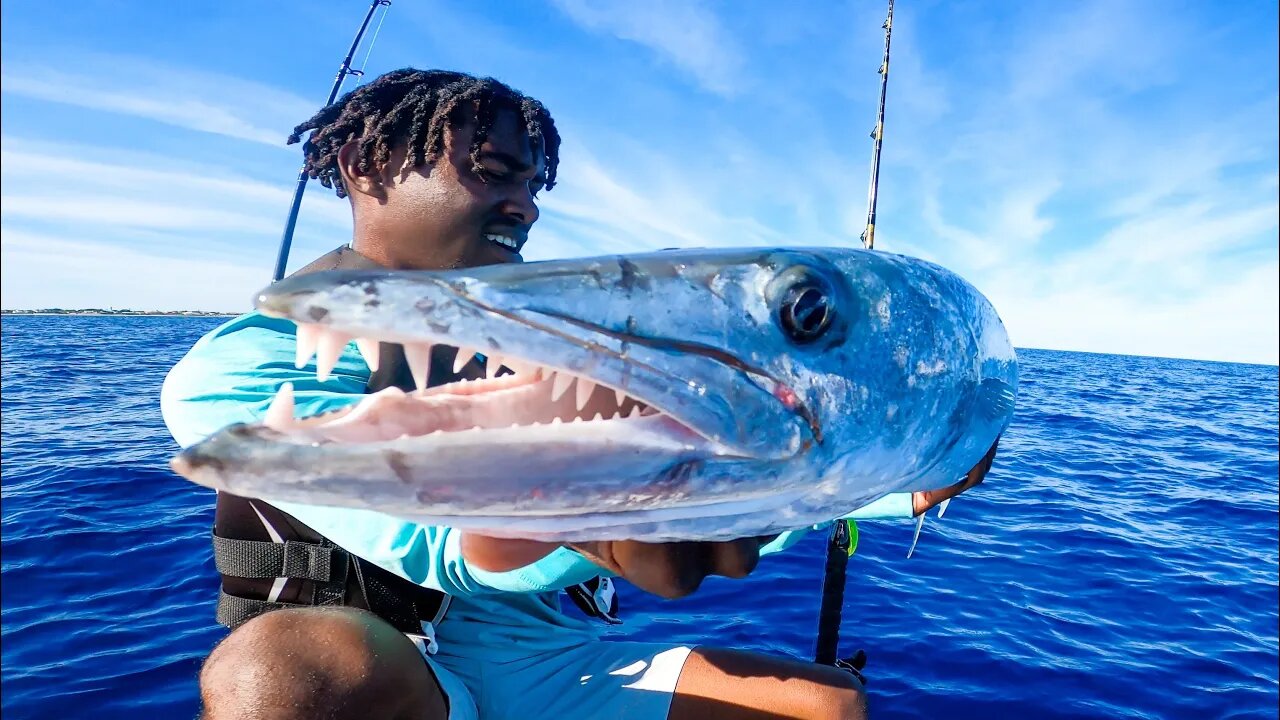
[[2, 311, 238, 317]]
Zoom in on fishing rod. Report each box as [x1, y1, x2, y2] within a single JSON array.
[[859, 0, 894, 250], [815, 0, 895, 672], [271, 0, 393, 282]]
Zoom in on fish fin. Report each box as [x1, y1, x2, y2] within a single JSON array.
[[937, 498, 951, 518], [906, 512, 925, 559]]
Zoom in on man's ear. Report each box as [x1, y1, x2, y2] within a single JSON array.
[[337, 142, 386, 200]]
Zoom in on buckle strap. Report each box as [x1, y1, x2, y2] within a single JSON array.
[[216, 590, 310, 629], [212, 532, 342, 582]]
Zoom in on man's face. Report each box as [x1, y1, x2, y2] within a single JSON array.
[[374, 109, 546, 270]]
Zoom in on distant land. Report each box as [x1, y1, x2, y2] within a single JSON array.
[[2, 309, 236, 317]]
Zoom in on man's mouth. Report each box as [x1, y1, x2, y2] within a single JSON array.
[[484, 232, 521, 252]]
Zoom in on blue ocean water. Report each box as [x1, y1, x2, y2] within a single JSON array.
[[1, 315, 1276, 719]]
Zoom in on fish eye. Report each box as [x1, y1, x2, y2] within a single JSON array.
[[778, 276, 834, 344]]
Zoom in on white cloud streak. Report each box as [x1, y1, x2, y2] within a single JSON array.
[[551, 0, 744, 95], [0, 54, 316, 147]]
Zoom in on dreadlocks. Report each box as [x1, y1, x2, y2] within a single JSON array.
[[287, 68, 560, 199]]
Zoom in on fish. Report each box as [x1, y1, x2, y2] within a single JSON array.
[[170, 247, 1018, 542]]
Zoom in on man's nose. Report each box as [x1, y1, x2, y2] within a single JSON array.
[[501, 187, 540, 226]]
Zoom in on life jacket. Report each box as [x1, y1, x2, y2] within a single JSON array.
[[210, 246, 620, 638]]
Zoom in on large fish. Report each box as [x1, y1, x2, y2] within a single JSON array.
[[171, 248, 1017, 542]]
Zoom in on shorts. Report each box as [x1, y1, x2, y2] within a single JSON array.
[[409, 635, 694, 720]]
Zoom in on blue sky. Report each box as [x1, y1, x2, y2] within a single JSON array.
[[1, 0, 1276, 364]]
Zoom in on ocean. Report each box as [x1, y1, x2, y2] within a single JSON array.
[[1, 315, 1277, 719]]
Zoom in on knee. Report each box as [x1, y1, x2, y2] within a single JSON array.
[[810, 670, 868, 720], [200, 607, 440, 720]]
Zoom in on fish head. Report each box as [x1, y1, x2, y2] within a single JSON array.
[[172, 247, 1016, 540]]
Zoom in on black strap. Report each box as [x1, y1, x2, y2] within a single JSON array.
[[565, 576, 622, 625], [216, 590, 308, 628], [212, 533, 340, 582], [212, 529, 352, 628]]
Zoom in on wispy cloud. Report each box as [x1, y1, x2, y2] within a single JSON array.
[[1, 229, 265, 312], [0, 53, 315, 146], [550, 0, 744, 95], [0, 137, 352, 296]]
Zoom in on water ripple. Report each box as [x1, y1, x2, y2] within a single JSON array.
[[3, 318, 1277, 719]]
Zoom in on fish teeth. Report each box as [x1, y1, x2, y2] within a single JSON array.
[[453, 346, 477, 374], [550, 372, 574, 402], [264, 382, 295, 430], [614, 388, 627, 405], [504, 359, 533, 376], [626, 405, 641, 419], [354, 338, 381, 372], [295, 323, 320, 369], [315, 329, 351, 382], [402, 342, 434, 392], [575, 379, 596, 410]]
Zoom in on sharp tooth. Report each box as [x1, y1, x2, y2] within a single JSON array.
[[551, 372, 575, 402], [295, 323, 320, 369], [487, 354, 505, 377], [576, 379, 596, 410], [453, 346, 477, 374], [264, 382, 295, 430], [354, 338, 381, 372], [315, 329, 350, 382], [550, 417, 563, 425], [504, 359, 532, 376], [402, 342, 433, 392], [614, 388, 627, 405], [626, 405, 641, 418], [608, 409, 621, 420], [592, 411, 604, 421]]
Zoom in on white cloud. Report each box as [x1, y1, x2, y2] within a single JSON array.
[[1, 229, 265, 312], [551, 0, 744, 95], [0, 137, 353, 308], [0, 54, 316, 147]]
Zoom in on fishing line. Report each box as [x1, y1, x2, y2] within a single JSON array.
[[355, 1, 391, 85], [271, 0, 393, 282]]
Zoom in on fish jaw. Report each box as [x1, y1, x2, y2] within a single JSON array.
[[253, 259, 815, 461]]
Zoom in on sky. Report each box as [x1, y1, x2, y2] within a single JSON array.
[[1, 1, 1276, 365]]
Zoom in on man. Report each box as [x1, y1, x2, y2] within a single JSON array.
[[162, 68, 994, 720]]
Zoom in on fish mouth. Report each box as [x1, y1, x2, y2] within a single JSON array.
[[252, 270, 814, 461]]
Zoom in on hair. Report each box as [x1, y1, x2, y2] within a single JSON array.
[[287, 68, 560, 198]]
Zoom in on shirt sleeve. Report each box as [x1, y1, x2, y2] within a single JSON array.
[[160, 312, 607, 596], [757, 492, 918, 556]]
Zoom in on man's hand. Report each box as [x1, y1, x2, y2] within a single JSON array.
[[911, 438, 999, 516]]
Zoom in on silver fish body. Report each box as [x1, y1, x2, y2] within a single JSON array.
[[171, 248, 1017, 542]]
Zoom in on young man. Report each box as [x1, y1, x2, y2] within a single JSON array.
[[162, 68, 994, 720]]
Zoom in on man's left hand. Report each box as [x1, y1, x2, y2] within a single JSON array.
[[911, 437, 1000, 516]]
